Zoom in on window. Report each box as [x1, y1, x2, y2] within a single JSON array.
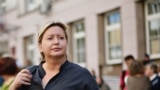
[[24, 35, 34, 65], [146, 0, 160, 59], [26, 0, 36, 12], [105, 11, 122, 64], [72, 20, 86, 67], [0, 0, 6, 14], [147, 0, 160, 15], [149, 19, 160, 54], [0, 41, 8, 55]]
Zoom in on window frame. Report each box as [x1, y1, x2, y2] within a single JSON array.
[[104, 10, 122, 64], [25, 0, 36, 12], [72, 20, 86, 67], [24, 35, 35, 65], [0, 41, 8, 55], [145, 0, 160, 59]]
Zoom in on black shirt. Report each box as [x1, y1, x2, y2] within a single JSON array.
[[21, 60, 99, 90], [151, 75, 160, 90]]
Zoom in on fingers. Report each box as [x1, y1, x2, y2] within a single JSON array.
[[22, 81, 31, 86], [21, 80, 31, 85], [19, 69, 32, 85], [21, 69, 31, 75], [13, 69, 32, 87], [21, 75, 32, 83], [9, 69, 33, 90], [20, 71, 32, 79]]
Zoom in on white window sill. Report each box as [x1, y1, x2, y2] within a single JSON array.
[[150, 54, 160, 60], [106, 59, 122, 65]]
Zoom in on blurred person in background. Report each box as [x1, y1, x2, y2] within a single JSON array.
[[90, 70, 110, 90], [145, 63, 160, 90], [142, 53, 151, 66], [96, 77, 110, 90], [0, 76, 4, 86], [127, 61, 151, 90], [0, 55, 4, 86], [120, 55, 135, 90], [2, 54, 23, 69], [24, 59, 32, 68], [157, 64, 160, 76], [91, 70, 96, 79], [0, 57, 19, 90], [9, 21, 98, 90]]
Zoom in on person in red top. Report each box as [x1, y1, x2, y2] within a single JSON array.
[[120, 55, 135, 90]]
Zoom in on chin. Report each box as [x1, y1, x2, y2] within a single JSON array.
[[51, 53, 65, 57]]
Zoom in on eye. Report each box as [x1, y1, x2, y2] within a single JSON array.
[[47, 37, 53, 40], [59, 36, 64, 40]]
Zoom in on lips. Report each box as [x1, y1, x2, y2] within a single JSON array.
[[52, 47, 61, 51]]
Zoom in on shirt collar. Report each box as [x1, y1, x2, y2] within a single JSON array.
[[150, 74, 157, 81], [38, 60, 69, 79]]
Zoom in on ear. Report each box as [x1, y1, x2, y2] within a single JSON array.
[[38, 43, 43, 52]]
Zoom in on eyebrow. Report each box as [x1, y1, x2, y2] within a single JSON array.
[[46, 34, 64, 37]]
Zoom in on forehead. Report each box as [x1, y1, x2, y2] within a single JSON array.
[[145, 65, 151, 69], [44, 26, 65, 36], [125, 59, 133, 62]]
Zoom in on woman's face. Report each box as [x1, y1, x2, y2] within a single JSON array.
[[145, 65, 153, 77], [39, 26, 67, 58]]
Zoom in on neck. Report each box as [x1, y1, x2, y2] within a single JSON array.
[[150, 73, 156, 77], [43, 55, 66, 71]]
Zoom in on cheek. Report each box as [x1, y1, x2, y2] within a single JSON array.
[[61, 41, 67, 49], [126, 62, 129, 66], [146, 69, 151, 74], [41, 43, 50, 51], [144, 70, 149, 75], [145, 69, 148, 73], [62, 44, 67, 52]]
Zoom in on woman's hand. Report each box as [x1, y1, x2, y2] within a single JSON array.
[[9, 69, 32, 90]]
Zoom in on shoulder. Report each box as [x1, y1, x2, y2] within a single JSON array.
[[152, 75, 160, 82], [142, 76, 150, 84], [156, 76, 160, 83], [157, 75, 160, 79], [68, 61, 94, 80], [128, 76, 149, 82], [68, 61, 88, 72], [140, 76, 149, 80], [68, 62, 98, 90], [127, 76, 133, 83], [71, 62, 92, 74]]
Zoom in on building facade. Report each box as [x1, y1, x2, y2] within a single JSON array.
[[0, 0, 160, 89]]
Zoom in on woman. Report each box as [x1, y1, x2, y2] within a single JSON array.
[[0, 57, 19, 90], [9, 21, 99, 90], [126, 61, 151, 90]]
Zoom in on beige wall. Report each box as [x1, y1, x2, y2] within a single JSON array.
[[1, 0, 146, 76]]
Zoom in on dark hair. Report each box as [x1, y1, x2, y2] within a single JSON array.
[[0, 57, 18, 75], [147, 63, 158, 74], [129, 61, 144, 76], [124, 55, 135, 61], [38, 22, 68, 59], [145, 53, 150, 58]]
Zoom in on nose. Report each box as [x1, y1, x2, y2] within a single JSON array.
[[53, 37, 59, 45]]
